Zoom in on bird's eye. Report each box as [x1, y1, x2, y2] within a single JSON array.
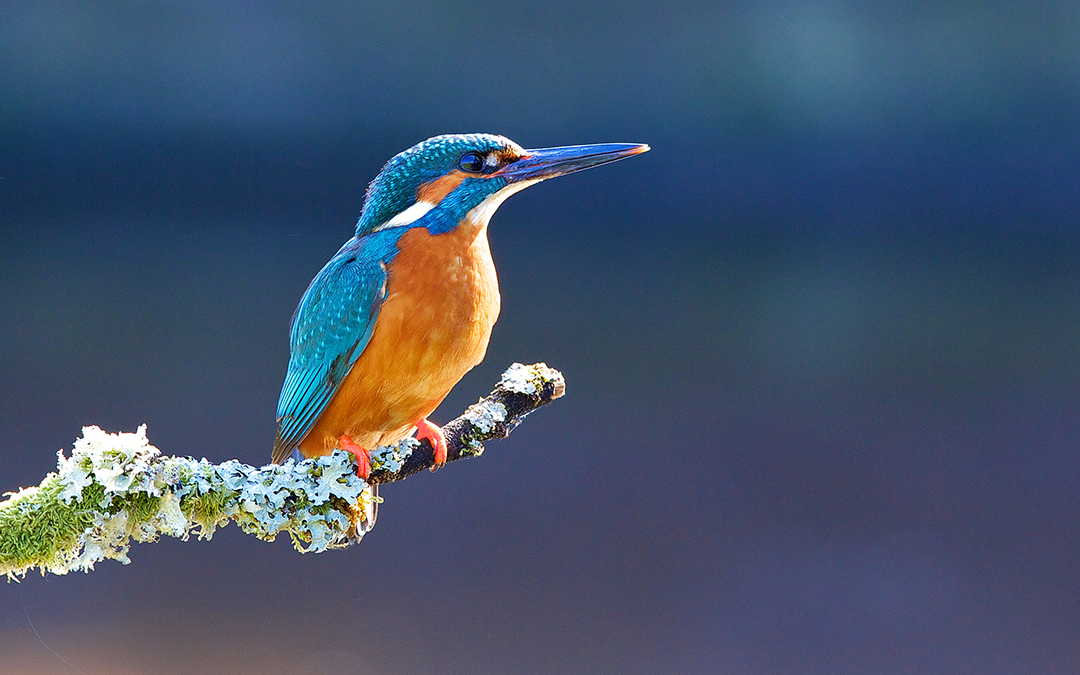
[[459, 152, 485, 173]]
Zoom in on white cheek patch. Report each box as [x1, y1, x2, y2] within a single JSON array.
[[375, 200, 436, 231], [466, 179, 542, 227]]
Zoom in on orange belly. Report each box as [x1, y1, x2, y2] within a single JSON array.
[[298, 219, 500, 457]]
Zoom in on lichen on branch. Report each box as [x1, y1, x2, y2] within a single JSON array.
[[0, 362, 565, 580]]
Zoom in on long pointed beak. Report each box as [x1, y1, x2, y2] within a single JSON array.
[[502, 142, 649, 182]]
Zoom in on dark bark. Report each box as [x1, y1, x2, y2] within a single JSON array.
[[367, 363, 565, 484]]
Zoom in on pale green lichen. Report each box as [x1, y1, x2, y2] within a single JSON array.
[[370, 437, 417, 474], [499, 361, 562, 397], [499, 362, 540, 395], [456, 399, 508, 456], [0, 425, 377, 579], [464, 399, 508, 433]]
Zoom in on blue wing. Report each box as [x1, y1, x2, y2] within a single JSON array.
[[271, 238, 391, 464]]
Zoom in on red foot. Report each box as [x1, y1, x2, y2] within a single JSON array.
[[338, 435, 371, 480], [414, 417, 448, 470]]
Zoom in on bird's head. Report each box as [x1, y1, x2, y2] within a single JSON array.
[[356, 133, 648, 237]]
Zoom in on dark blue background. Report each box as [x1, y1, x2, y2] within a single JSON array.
[[2, 2, 1079, 673]]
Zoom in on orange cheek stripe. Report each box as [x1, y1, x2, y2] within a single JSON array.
[[417, 170, 466, 204]]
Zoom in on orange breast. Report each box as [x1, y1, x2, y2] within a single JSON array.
[[298, 219, 501, 457]]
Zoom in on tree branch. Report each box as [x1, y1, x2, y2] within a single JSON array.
[[0, 363, 565, 579]]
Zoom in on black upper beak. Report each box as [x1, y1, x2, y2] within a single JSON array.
[[502, 142, 650, 182]]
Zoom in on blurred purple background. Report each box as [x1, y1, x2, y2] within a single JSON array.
[[2, 2, 1079, 673]]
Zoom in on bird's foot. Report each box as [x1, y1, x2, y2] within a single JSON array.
[[414, 418, 448, 471], [337, 435, 372, 480]]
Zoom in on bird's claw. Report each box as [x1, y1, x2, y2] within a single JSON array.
[[414, 418, 448, 471], [337, 435, 372, 480]]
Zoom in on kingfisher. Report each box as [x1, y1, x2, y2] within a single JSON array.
[[271, 133, 648, 532]]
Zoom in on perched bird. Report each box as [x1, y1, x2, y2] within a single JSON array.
[[272, 133, 648, 533]]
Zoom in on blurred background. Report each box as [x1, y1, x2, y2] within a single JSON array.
[[1, 1, 1079, 673]]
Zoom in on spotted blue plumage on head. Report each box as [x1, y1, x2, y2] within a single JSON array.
[[355, 133, 520, 237]]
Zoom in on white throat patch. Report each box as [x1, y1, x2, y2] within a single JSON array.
[[466, 179, 543, 228]]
